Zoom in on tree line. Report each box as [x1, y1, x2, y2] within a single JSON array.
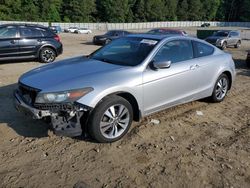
[[0, 0, 249, 23]]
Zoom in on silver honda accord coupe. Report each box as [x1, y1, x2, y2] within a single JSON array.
[[14, 34, 236, 143]]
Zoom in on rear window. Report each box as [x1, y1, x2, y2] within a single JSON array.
[[193, 41, 214, 58], [20, 27, 44, 37]]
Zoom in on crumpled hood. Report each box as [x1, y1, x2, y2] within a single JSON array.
[[19, 56, 124, 91]]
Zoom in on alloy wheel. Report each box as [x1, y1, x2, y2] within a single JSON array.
[[215, 77, 228, 100], [100, 104, 130, 139], [42, 49, 55, 63]]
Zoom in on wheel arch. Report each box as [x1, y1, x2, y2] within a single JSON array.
[[93, 91, 141, 122], [222, 71, 232, 90], [37, 44, 58, 57]]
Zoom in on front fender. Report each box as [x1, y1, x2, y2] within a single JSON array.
[[76, 85, 143, 110]]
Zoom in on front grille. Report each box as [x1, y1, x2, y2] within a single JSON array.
[[18, 82, 41, 106]]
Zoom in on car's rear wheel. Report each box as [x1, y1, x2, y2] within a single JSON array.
[[88, 96, 133, 143], [39, 47, 56, 63], [235, 40, 241, 48], [211, 74, 229, 102]]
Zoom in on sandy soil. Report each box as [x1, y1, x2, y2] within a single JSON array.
[[0, 29, 250, 188]]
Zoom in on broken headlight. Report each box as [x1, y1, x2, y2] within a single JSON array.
[[35, 88, 93, 103]]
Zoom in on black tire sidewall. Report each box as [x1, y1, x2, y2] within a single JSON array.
[[211, 74, 229, 102], [40, 47, 56, 63], [88, 96, 133, 143], [222, 42, 227, 50]]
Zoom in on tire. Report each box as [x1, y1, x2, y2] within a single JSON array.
[[39, 47, 56, 63], [88, 95, 133, 143], [221, 42, 227, 50], [234, 41, 241, 48], [211, 74, 229, 103]]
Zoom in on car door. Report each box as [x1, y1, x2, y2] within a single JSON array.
[[228, 32, 236, 46], [0, 25, 19, 59], [191, 40, 219, 97], [143, 39, 200, 115], [18, 26, 44, 57]]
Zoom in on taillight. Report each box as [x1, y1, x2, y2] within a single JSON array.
[[54, 35, 61, 42]]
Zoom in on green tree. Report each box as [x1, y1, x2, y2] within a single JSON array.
[[188, 0, 203, 20], [0, 0, 22, 20], [96, 0, 131, 22], [132, 0, 146, 22], [63, 0, 96, 22], [164, 0, 178, 20], [144, 0, 166, 21], [177, 0, 189, 20], [201, 0, 221, 20], [21, 0, 40, 21]]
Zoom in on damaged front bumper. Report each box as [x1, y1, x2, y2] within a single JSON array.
[[14, 90, 90, 137]]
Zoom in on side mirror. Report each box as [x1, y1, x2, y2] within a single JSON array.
[[153, 60, 171, 69]]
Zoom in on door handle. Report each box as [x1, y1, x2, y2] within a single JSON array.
[[190, 64, 200, 70]]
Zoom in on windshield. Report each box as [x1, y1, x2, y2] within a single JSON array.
[[90, 37, 159, 66], [214, 31, 229, 37], [105, 31, 116, 36]]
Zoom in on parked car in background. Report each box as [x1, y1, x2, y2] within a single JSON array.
[[147, 28, 188, 36], [74, 28, 92, 34], [15, 34, 235, 143], [201, 23, 211, 27], [0, 24, 63, 63], [205, 30, 241, 50], [64, 27, 79, 33], [93, 30, 131, 45], [246, 51, 250, 68], [49, 26, 62, 34]]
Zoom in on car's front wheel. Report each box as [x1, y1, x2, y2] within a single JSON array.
[[211, 74, 229, 102], [39, 47, 56, 63], [234, 41, 241, 48], [88, 96, 133, 143], [221, 42, 227, 50]]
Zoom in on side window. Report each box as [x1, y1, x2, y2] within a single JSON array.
[[193, 41, 214, 58], [0, 26, 17, 38], [154, 40, 193, 63], [20, 27, 43, 37]]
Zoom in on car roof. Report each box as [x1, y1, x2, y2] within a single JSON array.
[[217, 30, 239, 32], [127, 33, 182, 40], [0, 23, 47, 29], [150, 28, 184, 32]]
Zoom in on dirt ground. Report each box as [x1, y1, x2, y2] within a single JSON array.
[[0, 28, 250, 188]]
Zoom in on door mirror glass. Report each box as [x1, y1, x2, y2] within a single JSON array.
[[153, 60, 171, 69]]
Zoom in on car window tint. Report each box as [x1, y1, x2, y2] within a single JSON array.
[[193, 41, 214, 58], [91, 37, 158, 66], [0, 26, 17, 38], [231, 32, 239, 37], [20, 27, 44, 37], [154, 40, 193, 63]]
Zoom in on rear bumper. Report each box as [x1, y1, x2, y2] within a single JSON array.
[[56, 44, 63, 56]]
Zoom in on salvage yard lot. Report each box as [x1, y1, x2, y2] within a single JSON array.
[[0, 28, 250, 188]]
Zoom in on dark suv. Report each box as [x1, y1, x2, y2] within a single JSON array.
[[0, 24, 63, 63], [93, 30, 131, 45]]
